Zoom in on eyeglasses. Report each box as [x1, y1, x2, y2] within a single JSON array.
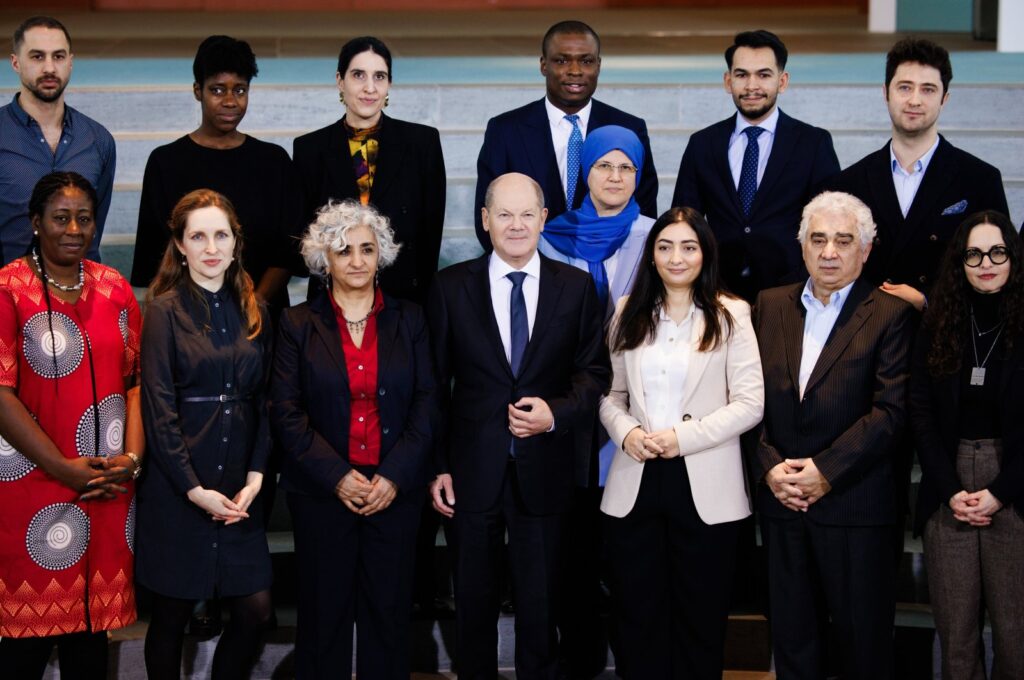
[[963, 246, 1009, 267], [591, 162, 638, 177]]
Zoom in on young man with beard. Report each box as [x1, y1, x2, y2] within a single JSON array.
[[673, 30, 839, 303], [0, 16, 115, 265]]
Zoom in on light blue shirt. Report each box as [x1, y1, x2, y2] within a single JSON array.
[[799, 278, 855, 399], [890, 137, 939, 218], [728, 107, 779, 190]]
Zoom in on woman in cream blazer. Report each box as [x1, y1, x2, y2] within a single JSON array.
[[599, 207, 764, 680]]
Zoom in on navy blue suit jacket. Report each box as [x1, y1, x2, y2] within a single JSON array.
[[672, 110, 839, 302], [474, 97, 658, 251], [829, 136, 1009, 294]]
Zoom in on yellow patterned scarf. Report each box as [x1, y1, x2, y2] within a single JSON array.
[[344, 118, 381, 205]]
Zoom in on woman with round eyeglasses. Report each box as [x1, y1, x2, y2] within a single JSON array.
[[910, 210, 1024, 680]]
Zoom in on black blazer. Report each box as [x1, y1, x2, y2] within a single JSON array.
[[270, 292, 436, 498], [751, 279, 915, 525], [428, 254, 611, 514], [830, 136, 1009, 294], [473, 97, 658, 251], [910, 325, 1024, 534], [292, 114, 446, 304], [672, 110, 840, 302]]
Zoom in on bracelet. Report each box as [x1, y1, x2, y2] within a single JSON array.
[[125, 451, 142, 480]]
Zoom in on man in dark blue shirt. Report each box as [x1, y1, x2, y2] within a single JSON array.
[[1, 16, 115, 265]]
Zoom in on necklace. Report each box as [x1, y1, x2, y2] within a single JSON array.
[[31, 249, 84, 292], [969, 306, 1004, 386], [344, 308, 376, 333]]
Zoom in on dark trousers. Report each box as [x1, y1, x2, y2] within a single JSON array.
[[604, 456, 740, 680], [451, 463, 565, 680], [287, 488, 423, 680], [763, 514, 895, 680], [0, 631, 107, 680]]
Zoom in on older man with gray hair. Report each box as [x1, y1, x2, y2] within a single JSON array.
[[751, 191, 915, 680]]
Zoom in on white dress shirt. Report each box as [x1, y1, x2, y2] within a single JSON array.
[[728, 107, 780, 190], [798, 278, 855, 399], [640, 306, 695, 432], [488, 251, 541, 364], [890, 136, 940, 217], [545, 97, 593, 196]]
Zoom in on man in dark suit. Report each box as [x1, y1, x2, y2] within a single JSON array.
[[474, 20, 657, 252], [429, 172, 610, 680], [831, 37, 1009, 311], [752, 191, 915, 680], [673, 30, 840, 303]]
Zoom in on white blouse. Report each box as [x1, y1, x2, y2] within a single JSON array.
[[639, 306, 695, 433]]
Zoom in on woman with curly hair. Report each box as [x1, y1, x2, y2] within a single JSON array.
[[910, 210, 1024, 680]]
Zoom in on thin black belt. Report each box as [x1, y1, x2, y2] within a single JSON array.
[[181, 393, 253, 403]]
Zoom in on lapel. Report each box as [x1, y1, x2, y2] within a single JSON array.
[[518, 255, 566, 374], [375, 294, 400, 376], [999, 342, 1024, 398], [624, 343, 649, 428], [712, 114, 742, 218], [308, 292, 348, 376], [779, 285, 806, 394], [864, 141, 904, 241], [802, 280, 874, 397], [464, 256, 514, 379], [369, 113, 404, 203], [680, 306, 712, 410], [324, 120, 359, 200], [608, 220, 648, 305], [750, 110, 797, 217], [897, 136, 956, 253], [523, 99, 566, 215]]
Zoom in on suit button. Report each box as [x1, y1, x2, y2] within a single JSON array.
[[412, 278, 419, 287], [919, 275, 927, 284], [682, 414, 692, 421], [383, 427, 390, 435], [379, 388, 386, 396], [743, 227, 751, 234], [929, 234, 938, 242]]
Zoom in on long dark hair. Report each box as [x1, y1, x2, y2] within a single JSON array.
[[923, 210, 1024, 376], [611, 207, 735, 353], [148, 189, 262, 339]]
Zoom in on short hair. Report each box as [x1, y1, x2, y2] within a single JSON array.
[[301, 199, 401, 278], [541, 20, 601, 57], [798, 191, 877, 248], [192, 35, 258, 84], [483, 174, 545, 212], [337, 36, 392, 82], [725, 30, 788, 71], [885, 37, 952, 95], [13, 16, 71, 53]]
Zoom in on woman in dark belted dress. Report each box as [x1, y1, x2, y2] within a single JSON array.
[[137, 189, 272, 680]]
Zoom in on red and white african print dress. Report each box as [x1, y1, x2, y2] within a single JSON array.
[[0, 257, 141, 638]]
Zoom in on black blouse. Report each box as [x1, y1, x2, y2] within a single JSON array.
[[958, 290, 1005, 440]]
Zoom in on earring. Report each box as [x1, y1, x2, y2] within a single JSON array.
[[181, 256, 187, 267], [33, 231, 38, 236], [374, 270, 380, 287], [339, 92, 345, 104], [384, 94, 390, 108]]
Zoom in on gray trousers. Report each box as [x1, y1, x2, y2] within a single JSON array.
[[923, 439, 1024, 680]]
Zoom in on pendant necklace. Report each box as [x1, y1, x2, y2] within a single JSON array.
[[31, 249, 84, 292], [969, 307, 1004, 386]]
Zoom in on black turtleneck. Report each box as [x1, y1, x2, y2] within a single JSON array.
[[958, 289, 1006, 439]]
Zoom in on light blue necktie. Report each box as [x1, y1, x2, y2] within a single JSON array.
[[738, 126, 765, 217], [565, 114, 583, 209]]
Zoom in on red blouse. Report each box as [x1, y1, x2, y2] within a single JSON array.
[[331, 290, 383, 466]]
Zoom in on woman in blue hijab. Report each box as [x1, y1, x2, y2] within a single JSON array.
[[541, 125, 655, 320]]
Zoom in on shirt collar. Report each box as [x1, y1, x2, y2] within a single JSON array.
[[545, 97, 593, 130], [489, 249, 542, 284], [889, 135, 939, 176], [801, 278, 856, 311], [734, 106, 780, 137], [656, 303, 696, 324], [9, 93, 72, 130]]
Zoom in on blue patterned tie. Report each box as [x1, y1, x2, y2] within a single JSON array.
[[738, 126, 765, 217], [565, 114, 583, 209], [507, 272, 528, 376]]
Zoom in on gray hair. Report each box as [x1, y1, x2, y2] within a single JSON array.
[[300, 199, 401, 278], [484, 173, 545, 212], [798, 191, 877, 248]]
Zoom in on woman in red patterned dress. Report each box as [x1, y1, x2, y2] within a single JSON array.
[[0, 172, 144, 679]]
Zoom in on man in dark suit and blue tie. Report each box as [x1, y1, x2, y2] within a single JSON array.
[[474, 20, 658, 252], [673, 30, 840, 303], [830, 37, 1009, 312], [429, 172, 610, 680]]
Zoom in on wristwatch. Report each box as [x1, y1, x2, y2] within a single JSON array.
[[125, 452, 142, 480]]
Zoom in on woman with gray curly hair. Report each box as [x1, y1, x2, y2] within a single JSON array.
[[271, 199, 437, 678]]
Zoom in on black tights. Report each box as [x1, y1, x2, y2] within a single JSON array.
[[145, 590, 272, 680], [0, 630, 108, 680]]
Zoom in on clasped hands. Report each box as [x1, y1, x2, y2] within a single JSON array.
[[949, 489, 1002, 527], [64, 454, 137, 501], [622, 426, 680, 462], [335, 470, 397, 516], [187, 471, 264, 525], [766, 458, 832, 512]]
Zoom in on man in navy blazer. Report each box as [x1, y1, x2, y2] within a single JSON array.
[[429, 173, 610, 680], [673, 30, 840, 303], [474, 20, 657, 252], [830, 37, 1008, 312]]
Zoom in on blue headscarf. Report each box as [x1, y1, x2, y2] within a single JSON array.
[[542, 125, 644, 311]]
